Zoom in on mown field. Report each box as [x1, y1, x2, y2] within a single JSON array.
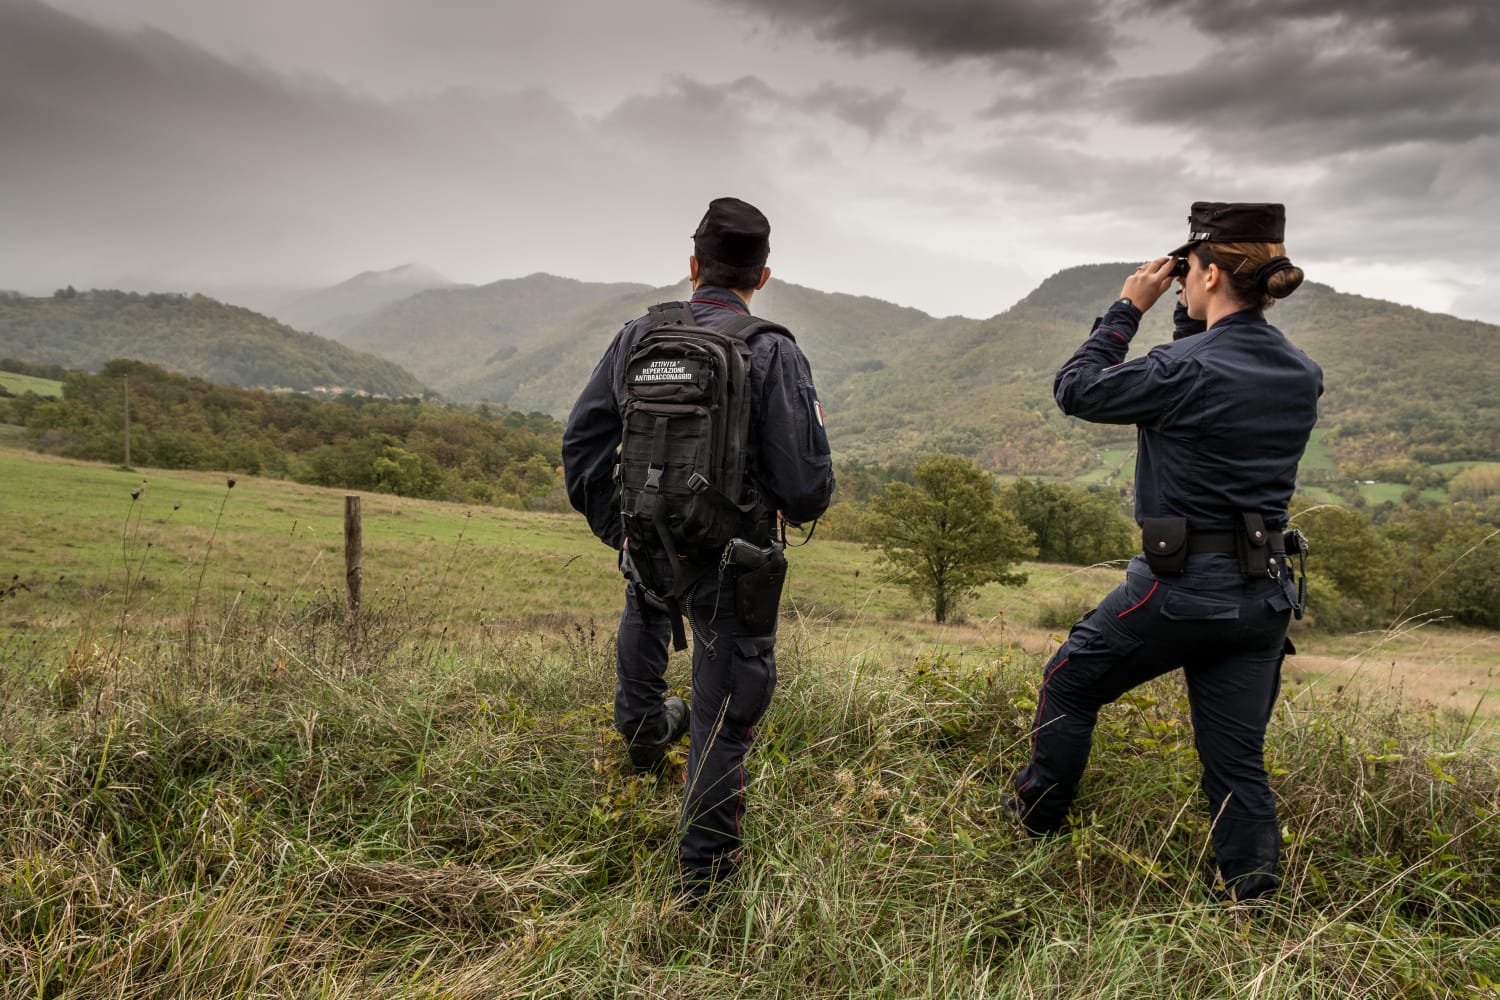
[[1, 447, 1497, 998]]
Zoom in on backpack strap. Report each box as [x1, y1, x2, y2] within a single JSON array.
[[637, 413, 691, 651], [718, 315, 793, 343], [647, 301, 696, 329], [648, 302, 795, 343]]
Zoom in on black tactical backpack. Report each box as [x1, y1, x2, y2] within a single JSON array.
[[617, 301, 787, 647]]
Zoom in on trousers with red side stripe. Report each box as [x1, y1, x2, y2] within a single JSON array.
[[1013, 551, 1299, 893]]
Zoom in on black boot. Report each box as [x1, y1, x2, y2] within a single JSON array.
[[628, 696, 690, 773]]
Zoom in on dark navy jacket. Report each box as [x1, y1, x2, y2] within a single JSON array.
[[1055, 299, 1323, 531], [563, 285, 835, 549]]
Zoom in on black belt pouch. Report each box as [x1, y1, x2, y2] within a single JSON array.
[[1142, 516, 1188, 576], [1234, 512, 1270, 578], [735, 543, 787, 635]]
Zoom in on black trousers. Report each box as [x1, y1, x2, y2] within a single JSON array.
[[616, 570, 776, 890], [1014, 553, 1297, 888]]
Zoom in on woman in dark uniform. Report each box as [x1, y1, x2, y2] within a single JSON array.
[[1009, 202, 1323, 902]]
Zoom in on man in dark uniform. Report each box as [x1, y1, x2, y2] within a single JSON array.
[[562, 197, 834, 900], [1009, 202, 1323, 901]]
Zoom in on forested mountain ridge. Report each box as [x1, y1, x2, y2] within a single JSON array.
[[327, 273, 978, 420], [829, 263, 1499, 475], [6, 265, 1494, 485], [0, 289, 426, 397], [328, 262, 1498, 481], [330, 273, 657, 393]]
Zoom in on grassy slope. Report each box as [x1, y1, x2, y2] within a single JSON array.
[[0, 371, 64, 398], [1, 448, 1496, 998]]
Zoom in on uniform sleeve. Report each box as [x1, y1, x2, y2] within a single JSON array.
[[562, 332, 626, 549], [755, 337, 834, 524], [1054, 299, 1196, 427], [1172, 299, 1208, 340]]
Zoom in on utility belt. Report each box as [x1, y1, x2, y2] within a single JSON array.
[[1142, 513, 1309, 618], [1182, 532, 1289, 557]]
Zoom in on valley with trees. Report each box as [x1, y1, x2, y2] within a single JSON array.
[[12, 262, 1494, 627]]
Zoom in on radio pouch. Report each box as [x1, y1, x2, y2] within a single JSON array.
[[1142, 517, 1188, 576], [735, 542, 787, 635], [1234, 511, 1272, 579]]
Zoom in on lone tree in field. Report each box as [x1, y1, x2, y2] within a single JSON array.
[[865, 453, 1035, 622], [998, 476, 1135, 566]]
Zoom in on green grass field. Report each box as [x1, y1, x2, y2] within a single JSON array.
[[1299, 428, 1337, 476], [1076, 446, 1133, 487], [1, 447, 1497, 998], [0, 370, 64, 397]]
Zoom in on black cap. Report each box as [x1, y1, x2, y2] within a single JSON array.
[[693, 197, 770, 268], [1169, 202, 1286, 258]]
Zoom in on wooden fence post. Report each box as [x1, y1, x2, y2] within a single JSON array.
[[345, 495, 362, 623]]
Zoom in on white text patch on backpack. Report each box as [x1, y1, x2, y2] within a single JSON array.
[[634, 360, 695, 384]]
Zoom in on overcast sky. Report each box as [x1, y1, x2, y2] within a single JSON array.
[[3, 0, 1497, 321]]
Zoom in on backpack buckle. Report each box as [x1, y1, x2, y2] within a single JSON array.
[[644, 466, 663, 490], [687, 472, 710, 494]]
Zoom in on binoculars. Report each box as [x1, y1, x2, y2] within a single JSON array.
[[1170, 257, 1190, 278]]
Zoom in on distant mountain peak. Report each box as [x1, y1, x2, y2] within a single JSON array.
[[335, 263, 455, 290]]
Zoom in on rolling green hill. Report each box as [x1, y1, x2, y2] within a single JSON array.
[[836, 264, 1499, 479], [331, 273, 656, 395], [0, 289, 426, 397], [332, 272, 977, 421], [10, 266, 1494, 490], [338, 263, 1495, 484]]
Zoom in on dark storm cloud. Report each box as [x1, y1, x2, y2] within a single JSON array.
[[0, 0, 939, 300], [0, 0, 805, 289], [1132, 0, 1499, 67], [1114, 41, 1500, 156], [708, 0, 1117, 65]]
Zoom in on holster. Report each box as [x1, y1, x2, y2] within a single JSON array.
[[1141, 516, 1188, 576], [734, 541, 787, 635]]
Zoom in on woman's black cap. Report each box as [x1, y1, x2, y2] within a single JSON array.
[[693, 197, 770, 267], [1169, 202, 1286, 257]]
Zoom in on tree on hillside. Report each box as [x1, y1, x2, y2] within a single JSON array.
[[998, 476, 1135, 565], [1435, 523, 1500, 628], [1289, 500, 1395, 629], [864, 453, 1035, 623], [1448, 465, 1500, 504]]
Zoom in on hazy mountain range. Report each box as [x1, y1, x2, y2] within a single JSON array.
[[292, 263, 1499, 477], [3, 265, 1495, 479]]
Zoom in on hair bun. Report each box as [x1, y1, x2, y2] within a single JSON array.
[[1267, 265, 1304, 299], [1253, 256, 1303, 299]]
